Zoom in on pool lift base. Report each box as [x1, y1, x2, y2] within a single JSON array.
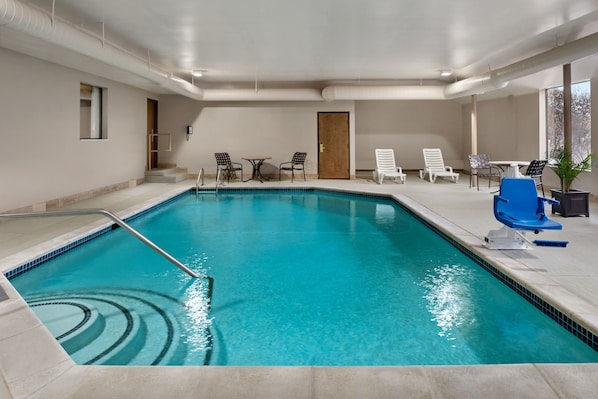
[[484, 226, 568, 250], [484, 226, 534, 250]]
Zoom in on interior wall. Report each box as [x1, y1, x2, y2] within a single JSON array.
[[354, 100, 463, 170], [157, 97, 356, 178], [462, 94, 540, 160], [0, 48, 151, 212], [3, 45, 596, 212], [575, 75, 598, 194], [462, 82, 597, 194]]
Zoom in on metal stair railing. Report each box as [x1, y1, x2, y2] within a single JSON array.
[[0, 208, 201, 278], [196, 167, 205, 194], [215, 167, 224, 194]]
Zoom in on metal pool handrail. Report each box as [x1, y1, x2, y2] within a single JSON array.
[[0, 208, 201, 278], [215, 167, 223, 193], [196, 167, 204, 194]]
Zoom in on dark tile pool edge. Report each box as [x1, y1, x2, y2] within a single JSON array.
[[3, 187, 390, 279], [389, 194, 598, 353], [5, 186, 598, 353], [3, 190, 191, 280], [3, 227, 111, 279]]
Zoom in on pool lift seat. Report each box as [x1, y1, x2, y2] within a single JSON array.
[[484, 178, 567, 250]]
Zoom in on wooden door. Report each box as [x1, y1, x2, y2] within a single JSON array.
[[318, 112, 350, 179], [147, 99, 158, 170]]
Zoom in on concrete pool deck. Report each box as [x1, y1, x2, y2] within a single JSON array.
[[1, 173, 598, 398]]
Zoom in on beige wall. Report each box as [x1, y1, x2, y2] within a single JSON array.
[[158, 97, 464, 176], [575, 77, 598, 194], [355, 100, 463, 170], [462, 94, 540, 161], [2, 46, 596, 212], [157, 97, 356, 178], [0, 48, 152, 212], [462, 85, 598, 194]]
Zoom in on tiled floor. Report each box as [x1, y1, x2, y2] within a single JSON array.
[[1, 173, 598, 398]]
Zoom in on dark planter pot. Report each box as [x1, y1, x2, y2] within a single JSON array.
[[550, 189, 590, 217]]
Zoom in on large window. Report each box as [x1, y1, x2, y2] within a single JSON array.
[[546, 80, 591, 160], [80, 83, 107, 139]]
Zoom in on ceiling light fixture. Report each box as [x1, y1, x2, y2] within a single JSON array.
[[439, 69, 453, 77], [192, 69, 205, 77]]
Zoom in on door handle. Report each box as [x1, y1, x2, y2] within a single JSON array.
[[320, 143, 326, 153]]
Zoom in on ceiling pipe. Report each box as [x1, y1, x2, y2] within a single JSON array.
[[201, 88, 323, 101], [213, 32, 598, 101], [2, 0, 598, 102], [321, 85, 446, 101], [0, 0, 203, 100], [492, 31, 598, 84], [443, 31, 598, 99], [442, 72, 508, 99], [323, 32, 598, 101]]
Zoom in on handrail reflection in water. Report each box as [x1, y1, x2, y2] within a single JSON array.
[[0, 208, 201, 278]]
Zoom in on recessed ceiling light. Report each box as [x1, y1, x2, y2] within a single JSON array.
[[192, 69, 205, 77], [439, 69, 453, 77]]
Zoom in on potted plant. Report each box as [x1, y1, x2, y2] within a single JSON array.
[[549, 149, 593, 217]]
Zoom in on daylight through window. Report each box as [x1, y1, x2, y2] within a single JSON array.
[[546, 80, 591, 161], [80, 83, 107, 139]]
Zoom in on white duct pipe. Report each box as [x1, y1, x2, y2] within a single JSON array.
[[0, 0, 203, 100], [444, 32, 598, 99], [442, 72, 508, 99], [323, 32, 598, 101], [321, 85, 446, 101], [3, 0, 598, 102], [202, 88, 323, 101], [492, 31, 598, 84]]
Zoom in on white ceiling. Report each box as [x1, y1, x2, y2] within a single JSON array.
[[3, 0, 598, 100]]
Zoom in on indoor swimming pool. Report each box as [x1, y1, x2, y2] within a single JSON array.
[[8, 189, 598, 366]]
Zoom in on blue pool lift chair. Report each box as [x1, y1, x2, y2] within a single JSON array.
[[484, 178, 566, 249]]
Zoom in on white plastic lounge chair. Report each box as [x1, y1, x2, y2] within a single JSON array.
[[419, 148, 459, 183], [373, 149, 406, 184]]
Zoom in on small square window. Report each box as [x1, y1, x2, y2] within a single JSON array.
[[80, 83, 107, 139]]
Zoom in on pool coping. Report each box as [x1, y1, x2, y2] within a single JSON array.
[[2, 184, 598, 398]]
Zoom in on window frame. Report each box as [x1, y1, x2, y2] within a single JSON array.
[[545, 80, 591, 162], [80, 83, 108, 140]]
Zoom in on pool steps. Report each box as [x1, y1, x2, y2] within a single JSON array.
[[61, 302, 106, 354], [27, 289, 203, 365], [144, 167, 188, 184], [31, 300, 105, 354]]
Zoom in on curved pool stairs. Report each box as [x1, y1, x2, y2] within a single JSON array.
[[27, 287, 212, 366]]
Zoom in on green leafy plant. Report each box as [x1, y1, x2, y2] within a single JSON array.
[[549, 149, 593, 192]]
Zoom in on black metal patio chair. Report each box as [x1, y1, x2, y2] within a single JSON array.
[[524, 159, 548, 196], [214, 152, 243, 182], [279, 152, 307, 182], [468, 154, 501, 191]]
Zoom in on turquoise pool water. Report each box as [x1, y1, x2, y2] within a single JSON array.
[[9, 190, 598, 366]]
